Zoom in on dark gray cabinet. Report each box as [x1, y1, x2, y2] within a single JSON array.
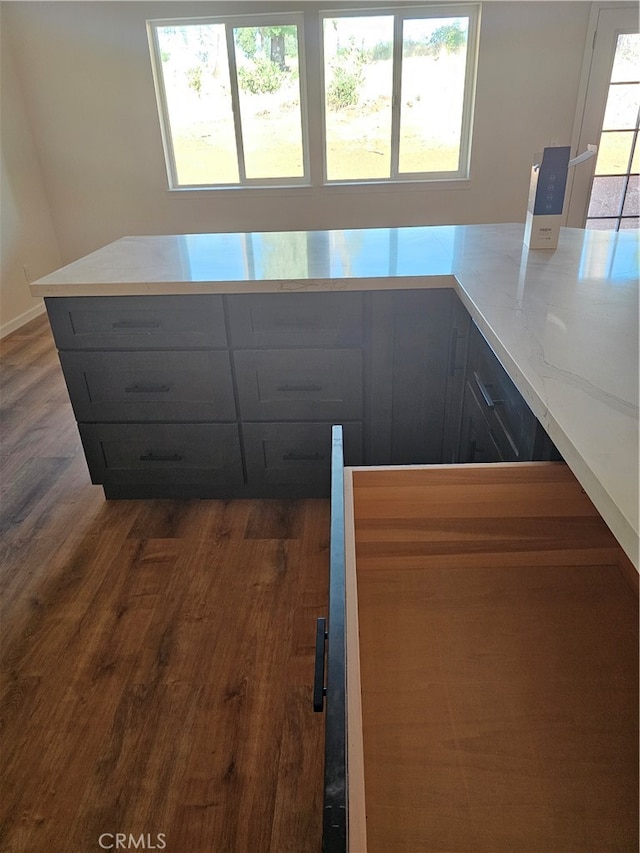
[[442, 295, 472, 462], [367, 288, 462, 465], [458, 321, 560, 463], [47, 291, 383, 497], [229, 292, 365, 494], [49, 289, 537, 498], [45, 294, 244, 498]]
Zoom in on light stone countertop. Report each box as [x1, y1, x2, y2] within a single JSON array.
[[31, 223, 639, 569]]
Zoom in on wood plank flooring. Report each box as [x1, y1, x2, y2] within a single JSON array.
[[352, 466, 639, 853], [0, 315, 328, 853]]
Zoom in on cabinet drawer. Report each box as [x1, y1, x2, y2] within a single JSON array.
[[234, 349, 362, 421], [243, 422, 362, 492], [227, 293, 363, 347], [459, 379, 505, 463], [59, 350, 236, 422], [467, 323, 537, 459], [45, 295, 227, 349], [78, 423, 243, 486], [320, 428, 633, 853]]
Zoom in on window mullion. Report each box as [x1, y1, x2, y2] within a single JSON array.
[[389, 15, 403, 179], [226, 23, 247, 184]]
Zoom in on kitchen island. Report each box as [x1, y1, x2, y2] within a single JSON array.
[[31, 223, 639, 571]]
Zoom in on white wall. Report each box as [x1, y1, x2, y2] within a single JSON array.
[[3, 1, 591, 271], [1, 6, 61, 337]]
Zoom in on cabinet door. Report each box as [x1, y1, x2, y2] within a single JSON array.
[[370, 289, 453, 465], [442, 294, 471, 462]]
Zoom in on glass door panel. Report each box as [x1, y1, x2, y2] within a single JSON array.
[[586, 33, 639, 231], [566, 7, 639, 230]]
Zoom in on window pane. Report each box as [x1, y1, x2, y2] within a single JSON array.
[[399, 17, 468, 174], [632, 138, 639, 174], [585, 218, 618, 231], [611, 33, 640, 83], [323, 16, 394, 180], [602, 83, 640, 129], [156, 24, 239, 185], [595, 131, 635, 174], [234, 25, 304, 179], [622, 174, 639, 215], [588, 175, 626, 217], [585, 34, 639, 229]]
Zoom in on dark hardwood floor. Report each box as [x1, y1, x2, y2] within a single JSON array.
[[0, 314, 327, 853]]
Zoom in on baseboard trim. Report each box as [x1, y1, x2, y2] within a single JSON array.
[[0, 301, 46, 339]]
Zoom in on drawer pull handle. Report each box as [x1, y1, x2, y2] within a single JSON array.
[[283, 452, 324, 462], [313, 617, 327, 712], [473, 372, 501, 410], [276, 383, 323, 393], [112, 320, 160, 329], [139, 453, 183, 462], [492, 418, 520, 459], [125, 384, 171, 393]]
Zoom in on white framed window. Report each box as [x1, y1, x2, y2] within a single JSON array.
[[147, 13, 309, 188], [321, 5, 480, 183], [147, 5, 480, 190]]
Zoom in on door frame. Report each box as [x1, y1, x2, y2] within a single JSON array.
[[565, 2, 639, 228]]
